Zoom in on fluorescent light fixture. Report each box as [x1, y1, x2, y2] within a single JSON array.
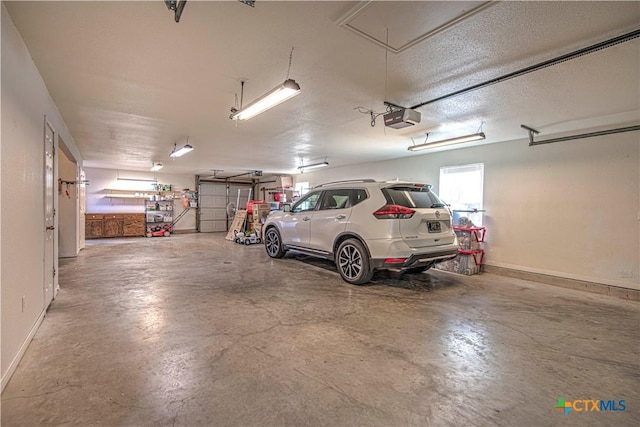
[[117, 178, 157, 183], [151, 162, 163, 171], [230, 79, 301, 121], [408, 132, 486, 152], [170, 144, 194, 158], [298, 161, 329, 172]]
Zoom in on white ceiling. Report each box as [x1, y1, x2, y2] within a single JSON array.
[[5, 1, 640, 178]]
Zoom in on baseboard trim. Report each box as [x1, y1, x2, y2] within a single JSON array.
[[1, 309, 46, 393], [172, 229, 198, 235], [483, 265, 639, 301]]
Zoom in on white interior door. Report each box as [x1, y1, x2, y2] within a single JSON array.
[[44, 121, 55, 305]]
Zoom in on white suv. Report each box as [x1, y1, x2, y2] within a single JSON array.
[[263, 180, 458, 284]]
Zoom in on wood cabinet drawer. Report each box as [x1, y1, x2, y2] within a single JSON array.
[[104, 214, 124, 220]]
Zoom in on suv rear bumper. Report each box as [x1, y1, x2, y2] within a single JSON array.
[[371, 247, 458, 270]]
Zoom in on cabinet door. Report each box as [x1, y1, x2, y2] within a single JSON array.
[[123, 214, 145, 236], [86, 220, 104, 238], [104, 217, 124, 237]]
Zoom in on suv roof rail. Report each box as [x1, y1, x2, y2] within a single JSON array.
[[313, 179, 377, 188], [382, 181, 433, 190]]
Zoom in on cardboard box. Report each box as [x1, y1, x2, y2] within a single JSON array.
[[251, 203, 271, 224], [276, 176, 293, 188], [248, 222, 263, 236], [435, 251, 483, 275]]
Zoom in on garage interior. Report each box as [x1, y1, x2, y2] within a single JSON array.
[[1, 1, 639, 426]]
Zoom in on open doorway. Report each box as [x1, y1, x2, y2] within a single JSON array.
[[57, 136, 83, 260], [57, 143, 79, 258]]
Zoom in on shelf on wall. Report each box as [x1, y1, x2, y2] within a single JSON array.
[[102, 187, 181, 201], [103, 194, 150, 199]]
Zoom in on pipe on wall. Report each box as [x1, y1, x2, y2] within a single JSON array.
[[527, 125, 640, 146]]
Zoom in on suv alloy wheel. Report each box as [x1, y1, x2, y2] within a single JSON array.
[[336, 238, 374, 285], [265, 227, 286, 258]]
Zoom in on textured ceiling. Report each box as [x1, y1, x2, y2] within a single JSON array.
[[336, 1, 494, 53], [4, 1, 640, 177]]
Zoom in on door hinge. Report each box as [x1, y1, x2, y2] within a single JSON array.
[[53, 208, 56, 216], [53, 267, 56, 278]]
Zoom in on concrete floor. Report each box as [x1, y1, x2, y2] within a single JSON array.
[[2, 233, 639, 426]]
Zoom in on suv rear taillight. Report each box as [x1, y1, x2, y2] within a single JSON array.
[[373, 204, 415, 219]]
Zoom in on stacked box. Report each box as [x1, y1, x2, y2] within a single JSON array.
[[245, 203, 270, 240], [251, 203, 271, 224], [435, 252, 483, 275], [456, 229, 482, 251], [248, 222, 263, 236], [436, 219, 486, 275]]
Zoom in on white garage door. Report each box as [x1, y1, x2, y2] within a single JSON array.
[[198, 182, 252, 232]]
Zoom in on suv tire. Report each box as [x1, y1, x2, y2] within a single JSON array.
[[265, 227, 286, 258], [336, 238, 374, 285]]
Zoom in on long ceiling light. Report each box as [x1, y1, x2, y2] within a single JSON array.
[[230, 79, 301, 121], [170, 143, 194, 158], [117, 178, 157, 183], [408, 132, 486, 152], [298, 161, 329, 172]]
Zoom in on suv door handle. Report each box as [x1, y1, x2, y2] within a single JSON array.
[[302, 216, 311, 221], [335, 214, 346, 220]]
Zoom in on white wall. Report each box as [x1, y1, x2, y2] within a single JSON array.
[[1, 4, 83, 390], [296, 127, 639, 290], [84, 167, 197, 231]]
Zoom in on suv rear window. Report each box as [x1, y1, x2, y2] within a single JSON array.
[[382, 186, 446, 209]]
